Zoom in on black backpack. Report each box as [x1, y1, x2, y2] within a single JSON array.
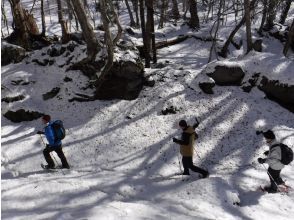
[[272, 144, 293, 165], [51, 120, 66, 142]]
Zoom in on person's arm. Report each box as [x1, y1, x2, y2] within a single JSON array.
[[265, 147, 281, 165], [174, 132, 190, 145], [45, 126, 55, 146]]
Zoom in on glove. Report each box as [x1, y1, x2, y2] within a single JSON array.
[[37, 131, 44, 135], [263, 151, 269, 156], [258, 158, 266, 164], [172, 138, 178, 143]]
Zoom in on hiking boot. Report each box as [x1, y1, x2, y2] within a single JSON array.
[[182, 172, 190, 176], [61, 164, 70, 169], [42, 164, 55, 169], [263, 186, 277, 193]]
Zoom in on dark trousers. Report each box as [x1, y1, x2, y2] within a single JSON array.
[[268, 167, 284, 190], [43, 146, 69, 168], [182, 156, 208, 176]]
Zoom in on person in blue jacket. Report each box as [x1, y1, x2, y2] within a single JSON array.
[[37, 115, 70, 169]]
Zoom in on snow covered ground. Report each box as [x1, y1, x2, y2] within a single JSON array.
[[2, 1, 294, 220]]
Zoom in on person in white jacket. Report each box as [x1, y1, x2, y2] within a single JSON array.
[[258, 130, 285, 193]]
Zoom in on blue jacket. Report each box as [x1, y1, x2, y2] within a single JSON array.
[[44, 121, 62, 147]]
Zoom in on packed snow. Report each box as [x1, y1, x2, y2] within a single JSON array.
[[2, 1, 294, 220]]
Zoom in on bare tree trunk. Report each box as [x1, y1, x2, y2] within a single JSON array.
[[132, 0, 140, 27], [208, 0, 223, 62], [219, 0, 257, 57], [110, 1, 123, 45], [265, 0, 278, 30], [244, 0, 252, 53], [189, 0, 200, 29], [139, 0, 150, 67], [70, 0, 100, 62], [258, 0, 268, 33], [95, 0, 114, 90], [8, 0, 33, 49], [40, 0, 46, 36], [57, 0, 70, 43], [283, 19, 294, 56], [66, 0, 73, 32], [172, 0, 180, 20], [125, 0, 136, 27], [280, 0, 292, 25], [146, 0, 156, 63], [158, 0, 167, 29]]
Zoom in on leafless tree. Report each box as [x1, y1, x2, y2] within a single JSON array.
[[283, 19, 294, 56], [125, 0, 136, 27], [265, 0, 278, 30], [8, 0, 39, 49], [189, 0, 200, 29], [70, 0, 100, 62], [158, 0, 167, 29], [57, 0, 70, 43], [280, 0, 292, 25], [244, 0, 253, 53]]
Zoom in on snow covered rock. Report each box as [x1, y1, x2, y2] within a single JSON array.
[[206, 65, 245, 86], [258, 76, 294, 113], [95, 60, 145, 100], [1, 42, 26, 66], [42, 87, 60, 100]]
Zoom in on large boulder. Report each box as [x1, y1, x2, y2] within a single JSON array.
[[3, 109, 43, 123], [1, 42, 26, 66], [95, 60, 145, 100], [207, 65, 245, 86], [258, 76, 294, 113]]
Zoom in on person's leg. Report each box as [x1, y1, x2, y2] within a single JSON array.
[[182, 156, 190, 175], [189, 157, 209, 177], [43, 147, 55, 168], [54, 147, 70, 168], [267, 167, 280, 192]]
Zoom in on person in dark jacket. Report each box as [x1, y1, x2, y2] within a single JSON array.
[[173, 120, 209, 178], [37, 115, 70, 169], [258, 130, 285, 193]]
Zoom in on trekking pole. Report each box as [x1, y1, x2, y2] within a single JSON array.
[[173, 142, 182, 175], [261, 163, 280, 192], [39, 134, 65, 175]]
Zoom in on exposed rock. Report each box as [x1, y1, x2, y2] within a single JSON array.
[[1, 42, 26, 66], [241, 73, 260, 93], [258, 76, 294, 113], [1, 95, 25, 103], [207, 65, 245, 86], [47, 45, 66, 57], [253, 39, 262, 52], [95, 60, 145, 100], [42, 87, 61, 100], [199, 82, 215, 94], [11, 79, 31, 86], [162, 106, 180, 115], [143, 78, 155, 87], [64, 77, 73, 82], [32, 58, 55, 66], [3, 109, 43, 123]]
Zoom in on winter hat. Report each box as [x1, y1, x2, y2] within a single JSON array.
[[263, 130, 275, 140], [179, 120, 188, 128], [42, 115, 51, 123]]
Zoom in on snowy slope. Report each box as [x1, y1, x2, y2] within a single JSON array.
[[2, 1, 294, 220]]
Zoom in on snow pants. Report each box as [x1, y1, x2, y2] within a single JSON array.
[[43, 145, 69, 168], [182, 156, 208, 176], [268, 167, 284, 190]]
